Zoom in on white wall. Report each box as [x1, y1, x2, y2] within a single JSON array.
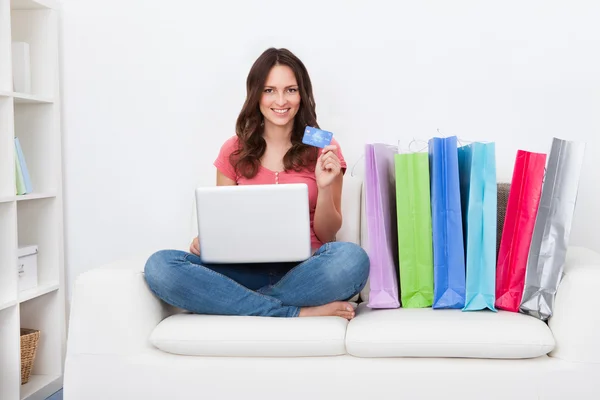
[[60, 0, 600, 299]]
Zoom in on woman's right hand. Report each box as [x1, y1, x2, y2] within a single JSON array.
[[190, 237, 201, 256]]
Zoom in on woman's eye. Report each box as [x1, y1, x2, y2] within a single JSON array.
[[288, 88, 298, 93], [264, 88, 273, 93]]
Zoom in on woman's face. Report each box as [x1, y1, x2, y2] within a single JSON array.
[[259, 65, 301, 130]]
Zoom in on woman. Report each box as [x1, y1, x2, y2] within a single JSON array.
[[144, 48, 369, 320]]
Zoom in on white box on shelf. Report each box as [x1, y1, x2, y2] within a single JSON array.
[[12, 41, 32, 93], [17, 245, 38, 292]]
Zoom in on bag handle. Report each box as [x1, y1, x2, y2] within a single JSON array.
[[407, 138, 428, 153], [350, 154, 365, 177]]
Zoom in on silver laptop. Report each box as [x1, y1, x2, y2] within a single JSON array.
[[195, 183, 312, 264]]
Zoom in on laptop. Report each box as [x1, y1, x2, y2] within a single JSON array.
[[195, 183, 312, 264]]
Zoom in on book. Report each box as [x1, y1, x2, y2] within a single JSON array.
[[14, 137, 33, 193], [15, 145, 26, 195]]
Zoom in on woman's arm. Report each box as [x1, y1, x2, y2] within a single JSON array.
[[313, 173, 343, 243], [217, 170, 237, 186]]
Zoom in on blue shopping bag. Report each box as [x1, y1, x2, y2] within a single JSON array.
[[458, 142, 497, 312], [429, 136, 466, 309]]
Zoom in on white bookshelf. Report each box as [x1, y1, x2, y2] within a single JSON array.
[[0, 0, 66, 399]]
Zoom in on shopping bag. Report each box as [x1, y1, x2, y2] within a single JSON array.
[[430, 136, 466, 309], [364, 143, 400, 308], [495, 150, 546, 312], [520, 138, 585, 320], [395, 152, 434, 308], [458, 142, 497, 312]]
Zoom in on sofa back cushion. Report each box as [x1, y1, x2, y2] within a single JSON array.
[[497, 182, 511, 256], [335, 174, 363, 244]]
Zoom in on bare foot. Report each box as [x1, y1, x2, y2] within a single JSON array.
[[299, 301, 356, 320]]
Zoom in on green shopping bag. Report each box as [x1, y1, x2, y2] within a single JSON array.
[[395, 152, 434, 308]]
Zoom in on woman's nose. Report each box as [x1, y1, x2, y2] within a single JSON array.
[[275, 93, 286, 106]]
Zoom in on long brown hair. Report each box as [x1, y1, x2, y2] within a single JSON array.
[[231, 48, 320, 178]]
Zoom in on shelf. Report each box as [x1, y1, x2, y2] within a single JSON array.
[[11, 0, 59, 11], [0, 299, 17, 312], [17, 198, 59, 285], [0, 192, 57, 203], [16, 192, 57, 201], [11, 8, 56, 98], [0, 92, 56, 105], [19, 291, 62, 388], [20, 374, 61, 400], [14, 103, 58, 193], [13, 92, 54, 104], [18, 281, 58, 303], [1, 2, 64, 398]]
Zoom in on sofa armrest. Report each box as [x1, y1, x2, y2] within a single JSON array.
[[66, 253, 175, 356], [549, 246, 600, 363]]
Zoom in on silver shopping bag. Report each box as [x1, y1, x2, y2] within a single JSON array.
[[519, 138, 586, 320]]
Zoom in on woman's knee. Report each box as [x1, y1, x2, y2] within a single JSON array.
[[326, 242, 370, 290], [144, 249, 184, 288]]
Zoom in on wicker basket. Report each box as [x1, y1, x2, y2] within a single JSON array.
[[20, 328, 40, 385]]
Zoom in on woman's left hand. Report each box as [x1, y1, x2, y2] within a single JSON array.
[[315, 145, 342, 189]]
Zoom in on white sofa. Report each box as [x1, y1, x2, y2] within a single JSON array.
[[64, 175, 600, 399]]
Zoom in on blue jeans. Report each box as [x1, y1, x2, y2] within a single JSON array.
[[144, 242, 370, 317]]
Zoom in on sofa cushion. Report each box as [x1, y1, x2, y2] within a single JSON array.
[[346, 303, 555, 359], [150, 313, 348, 357]]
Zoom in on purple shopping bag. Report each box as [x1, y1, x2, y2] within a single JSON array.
[[365, 143, 400, 308]]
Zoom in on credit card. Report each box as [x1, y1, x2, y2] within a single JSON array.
[[302, 126, 333, 148]]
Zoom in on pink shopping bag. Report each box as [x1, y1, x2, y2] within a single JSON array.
[[365, 143, 400, 308]]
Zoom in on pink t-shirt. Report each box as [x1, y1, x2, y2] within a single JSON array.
[[213, 135, 347, 251]]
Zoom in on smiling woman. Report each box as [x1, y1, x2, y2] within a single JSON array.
[[232, 48, 321, 179], [143, 47, 370, 320]]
